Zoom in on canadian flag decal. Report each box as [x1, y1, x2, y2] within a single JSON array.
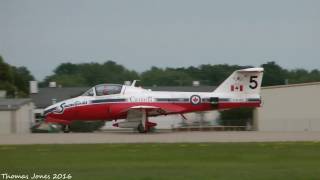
[[231, 84, 243, 92]]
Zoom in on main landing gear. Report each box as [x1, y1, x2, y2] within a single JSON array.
[[137, 122, 157, 133], [137, 123, 145, 133], [136, 109, 157, 133]]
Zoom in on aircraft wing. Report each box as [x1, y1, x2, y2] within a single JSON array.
[[121, 104, 186, 117], [113, 104, 186, 129]]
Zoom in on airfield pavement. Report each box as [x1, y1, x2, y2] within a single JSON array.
[[1, 131, 320, 145]]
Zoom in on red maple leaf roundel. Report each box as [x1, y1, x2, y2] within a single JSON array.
[[190, 95, 201, 105]]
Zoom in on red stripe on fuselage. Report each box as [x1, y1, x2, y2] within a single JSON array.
[[45, 101, 261, 123], [46, 102, 212, 121], [218, 101, 261, 109]]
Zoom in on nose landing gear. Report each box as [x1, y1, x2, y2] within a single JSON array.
[[62, 125, 70, 133]]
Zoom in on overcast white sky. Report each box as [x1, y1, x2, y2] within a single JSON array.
[[0, 0, 319, 80]]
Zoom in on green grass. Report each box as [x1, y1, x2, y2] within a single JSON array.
[[1, 142, 320, 180]]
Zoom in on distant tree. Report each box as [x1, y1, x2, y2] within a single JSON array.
[[0, 55, 34, 97], [140, 64, 250, 86], [12, 66, 35, 97], [41, 60, 320, 89], [196, 64, 250, 85], [0, 56, 15, 97], [287, 69, 315, 84], [0, 56, 13, 83], [42, 61, 139, 87], [261, 61, 288, 86], [0, 82, 16, 98], [309, 69, 320, 82], [43, 74, 86, 87], [54, 62, 80, 75]]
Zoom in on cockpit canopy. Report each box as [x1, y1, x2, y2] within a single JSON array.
[[81, 84, 123, 96], [95, 84, 122, 96]]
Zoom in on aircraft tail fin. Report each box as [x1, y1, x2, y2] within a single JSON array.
[[213, 68, 264, 96]]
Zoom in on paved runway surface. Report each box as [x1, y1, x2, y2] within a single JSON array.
[[1, 131, 320, 145]]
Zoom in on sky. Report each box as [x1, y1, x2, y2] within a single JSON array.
[[0, 0, 319, 80]]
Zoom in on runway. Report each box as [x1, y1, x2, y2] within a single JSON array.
[[1, 131, 320, 145]]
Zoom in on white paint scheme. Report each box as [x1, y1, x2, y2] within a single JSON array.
[[46, 67, 264, 112], [214, 67, 264, 97], [44, 68, 264, 133]]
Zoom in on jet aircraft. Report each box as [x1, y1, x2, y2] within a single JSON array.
[[44, 67, 264, 133]]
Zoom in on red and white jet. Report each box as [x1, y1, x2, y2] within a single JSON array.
[[44, 68, 264, 133]]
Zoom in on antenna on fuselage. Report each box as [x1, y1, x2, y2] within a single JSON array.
[[131, 80, 140, 87]]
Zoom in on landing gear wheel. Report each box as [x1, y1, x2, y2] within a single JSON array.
[[62, 125, 70, 133], [137, 123, 146, 133]]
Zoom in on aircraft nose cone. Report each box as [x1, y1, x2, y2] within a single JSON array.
[[43, 109, 53, 122]]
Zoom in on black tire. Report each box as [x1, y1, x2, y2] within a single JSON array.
[[137, 123, 146, 133], [62, 125, 70, 133]]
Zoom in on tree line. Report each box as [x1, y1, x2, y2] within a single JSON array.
[[0, 56, 34, 97], [42, 60, 320, 88], [1, 55, 320, 98]]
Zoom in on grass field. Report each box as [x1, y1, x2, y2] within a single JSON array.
[[1, 142, 320, 180]]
